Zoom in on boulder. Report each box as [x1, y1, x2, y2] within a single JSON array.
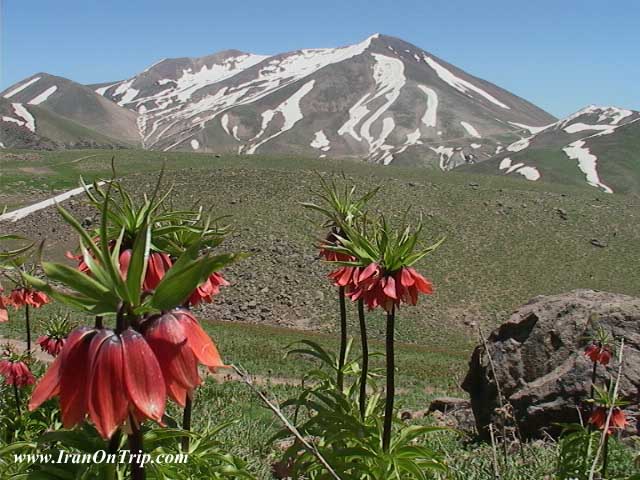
[[462, 289, 640, 439]]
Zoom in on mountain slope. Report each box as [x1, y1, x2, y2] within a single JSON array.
[[93, 34, 555, 166], [1, 73, 140, 146], [5, 33, 637, 193], [463, 106, 640, 193]]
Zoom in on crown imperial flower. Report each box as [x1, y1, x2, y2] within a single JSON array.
[[188, 272, 229, 306], [30, 326, 166, 439], [588, 406, 627, 435], [7, 287, 50, 309], [143, 308, 225, 406], [584, 342, 612, 366], [0, 358, 35, 387]]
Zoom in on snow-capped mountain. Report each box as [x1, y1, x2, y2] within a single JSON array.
[[1, 34, 555, 166], [465, 105, 640, 193], [2, 33, 637, 192]]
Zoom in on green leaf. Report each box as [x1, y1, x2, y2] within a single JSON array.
[[125, 224, 151, 305], [152, 248, 244, 310], [42, 262, 110, 300]]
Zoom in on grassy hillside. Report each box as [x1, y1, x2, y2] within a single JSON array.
[[1, 149, 639, 351]]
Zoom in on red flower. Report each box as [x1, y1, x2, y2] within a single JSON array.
[[65, 250, 90, 273], [143, 308, 225, 407], [188, 272, 229, 306], [0, 359, 35, 387], [29, 326, 166, 439], [8, 287, 50, 309], [118, 250, 173, 291], [589, 406, 627, 434], [328, 265, 361, 289], [37, 335, 66, 357], [348, 264, 434, 312], [320, 246, 354, 263], [144, 252, 172, 290], [0, 294, 8, 323], [584, 342, 612, 366]]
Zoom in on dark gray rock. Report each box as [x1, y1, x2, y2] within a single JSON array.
[[427, 396, 471, 414], [462, 289, 640, 439]]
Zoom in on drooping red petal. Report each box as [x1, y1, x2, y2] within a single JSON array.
[[611, 409, 627, 429], [144, 313, 201, 403], [400, 268, 415, 288], [121, 328, 166, 423], [383, 275, 398, 300], [58, 327, 97, 427], [359, 263, 379, 283], [144, 253, 172, 290], [30, 291, 50, 308], [29, 357, 61, 411], [118, 250, 132, 280], [87, 331, 129, 439], [175, 309, 225, 368], [407, 268, 433, 294], [588, 407, 607, 429]]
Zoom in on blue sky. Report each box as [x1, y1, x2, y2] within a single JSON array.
[[2, 0, 638, 118]]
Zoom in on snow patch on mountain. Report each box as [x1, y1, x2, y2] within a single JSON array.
[[562, 140, 612, 193], [245, 79, 316, 154], [2, 116, 24, 126], [0, 182, 105, 223], [3, 77, 41, 99], [151, 35, 381, 150], [423, 56, 510, 109], [28, 86, 58, 105], [12, 104, 35, 132], [498, 157, 540, 181], [338, 53, 406, 164], [507, 137, 531, 153], [310, 130, 330, 151], [165, 54, 268, 104], [460, 121, 481, 138], [416, 85, 438, 127], [113, 79, 139, 106], [190, 139, 200, 150], [431, 146, 455, 170], [361, 54, 405, 163], [95, 82, 120, 96], [405, 129, 422, 145], [221, 113, 231, 136], [563, 123, 616, 134], [517, 166, 541, 181], [508, 121, 550, 134]]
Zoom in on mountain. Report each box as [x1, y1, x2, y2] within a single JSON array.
[[0, 73, 140, 148], [462, 105, 640, 193], [90, 34, 555, 166], [2, 33, 637, 193]]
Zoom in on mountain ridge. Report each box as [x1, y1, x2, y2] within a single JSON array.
[[1, 34, 637, 193]]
